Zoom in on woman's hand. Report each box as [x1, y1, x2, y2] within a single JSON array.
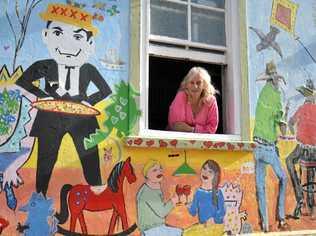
[[173, 122, 194, 132]]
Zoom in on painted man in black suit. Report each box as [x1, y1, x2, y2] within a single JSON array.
[[16, 3, 111, 196]]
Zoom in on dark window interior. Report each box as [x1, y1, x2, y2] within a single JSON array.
[[148, 56, 223, 134]]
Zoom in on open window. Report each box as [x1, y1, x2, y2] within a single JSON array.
[[149, 56, 224, 134], [139, 0, 245, 141]]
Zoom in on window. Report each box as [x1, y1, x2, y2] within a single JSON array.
[[149, 56, 224, 134], [139, 0, 244, 140], [150, 0, 226, 47]]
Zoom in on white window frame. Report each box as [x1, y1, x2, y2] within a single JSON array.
[[139, 0, 242, 141]]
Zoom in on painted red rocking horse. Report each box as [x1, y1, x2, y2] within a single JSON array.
[[55, 157, 137, 235]]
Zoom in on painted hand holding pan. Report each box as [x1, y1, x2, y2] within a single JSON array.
[[32, 99, 100, 116]]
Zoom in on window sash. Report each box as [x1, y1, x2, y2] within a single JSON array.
[[149, 0, 227, 49], [149, 35, 227, 52], [156, 0, 225, 11], [148, 43, 226, 64]]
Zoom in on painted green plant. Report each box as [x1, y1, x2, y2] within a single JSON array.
[[0, 89, 21, 135], [84, 81, 141, 150]]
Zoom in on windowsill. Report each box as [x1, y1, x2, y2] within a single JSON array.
[[125, 130, 255, 151]]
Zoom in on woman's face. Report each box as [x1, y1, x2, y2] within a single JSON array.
[[186, 73, 204, 97], [200, 164, 214, 185]]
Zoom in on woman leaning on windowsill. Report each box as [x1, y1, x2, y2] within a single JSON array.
[[168, 67, 219, 134]]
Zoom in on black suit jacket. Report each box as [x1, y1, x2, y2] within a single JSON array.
[[16, 59, 112, 137]]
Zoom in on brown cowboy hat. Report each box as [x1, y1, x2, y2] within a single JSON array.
[[256, 61, 286, 84]]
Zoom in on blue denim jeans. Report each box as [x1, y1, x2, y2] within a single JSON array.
[[254, 144, 287, 229]]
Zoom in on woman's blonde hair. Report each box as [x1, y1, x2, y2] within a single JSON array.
[[180, 67, 218, 104]]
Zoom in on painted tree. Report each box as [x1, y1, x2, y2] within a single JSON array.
[[4, 0, 44, 71], [84, 81, 141, 150]]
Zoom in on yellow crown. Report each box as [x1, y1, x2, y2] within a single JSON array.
[[39, 3, 98, 36], [0, 65, 23, 87]]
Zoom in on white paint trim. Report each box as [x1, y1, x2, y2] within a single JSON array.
[[188, 0, 192, 42], [153, 0, 225, 12], [149, 35, 227, 51], [139, 0, 149, 131], [138, 129, 241, 142], [158, 0, 187, 6], [223, 0, 241, 135], [149, 44, 226, 64], [139, 0, 243, 139]]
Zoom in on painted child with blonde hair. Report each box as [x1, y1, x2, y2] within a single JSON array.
[[136, 160, 182, 236]]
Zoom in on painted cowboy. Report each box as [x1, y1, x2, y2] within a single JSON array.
[[286, 79, 316, 219], [253, 61, 290, 232], [16, 3, 111, 196]]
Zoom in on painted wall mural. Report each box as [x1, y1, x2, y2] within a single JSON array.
[[0, 0, 137, 235], [248, 0, 316, 233], [1, 0, 316, 235]]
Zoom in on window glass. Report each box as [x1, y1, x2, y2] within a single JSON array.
[[150, 0, 188, 40], [191, 6, 226, 46], [191, 0, 225, 9]]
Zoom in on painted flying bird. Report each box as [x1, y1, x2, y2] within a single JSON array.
[[249, 25, 283, 58]]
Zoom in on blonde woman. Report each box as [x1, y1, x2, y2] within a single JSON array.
[[168, 67, 219, 133]]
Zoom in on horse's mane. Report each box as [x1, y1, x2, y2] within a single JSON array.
[[107, 161, 124, 192]]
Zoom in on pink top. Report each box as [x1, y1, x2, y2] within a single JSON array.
[[168, 91, 219, 134], [291, 103, 316, 145]]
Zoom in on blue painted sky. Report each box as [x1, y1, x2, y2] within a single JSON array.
[[0, 0, 130, 93], [247, 0, 316, 117]]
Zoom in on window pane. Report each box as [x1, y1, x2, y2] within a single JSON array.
[[150, 0, 188, 39], [191, 7, 226, 46], [191, 0, 225, 8]]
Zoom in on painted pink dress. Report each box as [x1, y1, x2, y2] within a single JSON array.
[[168, 91, 218, 134]]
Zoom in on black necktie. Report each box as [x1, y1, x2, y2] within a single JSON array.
[[65, 66, 74, 91]]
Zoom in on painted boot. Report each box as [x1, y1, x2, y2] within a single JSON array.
[[292, 200, 303, 219]]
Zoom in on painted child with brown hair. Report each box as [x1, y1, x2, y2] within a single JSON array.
[[184, 159, 226, 236]]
